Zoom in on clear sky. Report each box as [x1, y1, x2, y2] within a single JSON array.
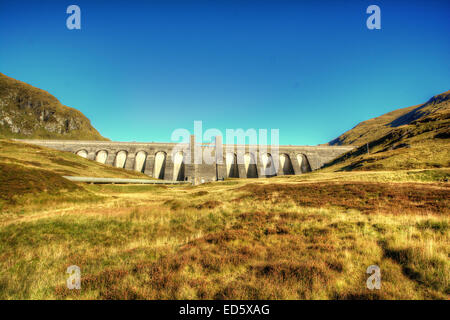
[[0, 0, 449, 145]]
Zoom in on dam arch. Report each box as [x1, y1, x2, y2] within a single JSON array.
[[296, 153, 312, 173], [76, 149, 88, 158], [153, 151, 167, 179], [134, 151, 147, 173], [173, 151, 185, 181], [95, 150, 108, 164], [226, 152, 239, 178], [114, 150, 127, 168], [280, 153, 294, 175], [244, 153, 258, 178], [262, 153, 277, 177]]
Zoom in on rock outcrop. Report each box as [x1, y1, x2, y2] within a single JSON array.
[[0, 73, 107, 140]]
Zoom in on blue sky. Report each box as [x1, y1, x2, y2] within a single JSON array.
[[0, 0, 449, 145]]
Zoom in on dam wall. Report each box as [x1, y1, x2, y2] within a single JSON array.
[[17, 137, 354, 183]]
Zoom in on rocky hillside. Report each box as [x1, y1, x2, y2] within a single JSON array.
[[0, 73, 107, 140], [326, 90, 450, 171]]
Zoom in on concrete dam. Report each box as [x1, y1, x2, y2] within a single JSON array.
[[18, 137, 354, 184]]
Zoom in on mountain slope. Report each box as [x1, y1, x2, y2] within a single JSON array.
[[330, 90, 450, 146], [0, 73, 107, 140], [326, 90, 450, 171]]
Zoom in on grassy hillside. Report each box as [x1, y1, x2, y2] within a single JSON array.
[[0, 139, 149, 209], [0, 171, 448, 299], [0, 73, 107, 140], [326, 91, 450, 171]]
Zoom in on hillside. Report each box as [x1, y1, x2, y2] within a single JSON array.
[[326, 90, 450, 171], [0, 73, 107, 140], [0, 139, 149, 208]]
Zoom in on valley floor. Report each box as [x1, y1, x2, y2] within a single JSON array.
[[0, 169, 449, 299]]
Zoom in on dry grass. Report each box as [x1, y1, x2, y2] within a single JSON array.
[[0, 171, 448, 300], [236, 182, 449, 215], [0, 139, 448, 300]]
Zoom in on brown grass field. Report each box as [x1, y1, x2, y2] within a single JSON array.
[[0, 140, 448, 300]]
